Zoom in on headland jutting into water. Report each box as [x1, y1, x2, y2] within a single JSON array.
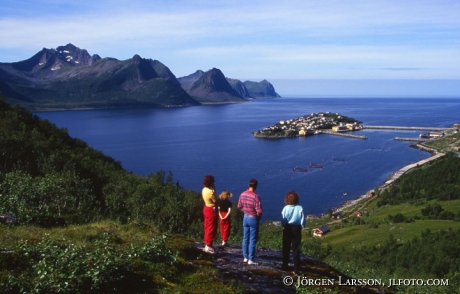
[[252, 112, 365, 139], [252, 112, 454, 140]]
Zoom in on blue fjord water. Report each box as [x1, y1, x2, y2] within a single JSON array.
[[35, 98, 460, 221]]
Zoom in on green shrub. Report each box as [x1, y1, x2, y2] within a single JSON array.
[[0, 233, 177, 293]]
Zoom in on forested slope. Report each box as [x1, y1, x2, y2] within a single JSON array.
[[377, 152, 460, 206], [0, 96, 203, 234]]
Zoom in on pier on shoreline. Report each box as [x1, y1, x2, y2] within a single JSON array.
[[319, 124, 453, 140], [394, 137, 428, 142], [322, 130, 368, 139]]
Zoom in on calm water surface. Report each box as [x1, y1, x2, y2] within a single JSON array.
[[35, 98, 460, 221]]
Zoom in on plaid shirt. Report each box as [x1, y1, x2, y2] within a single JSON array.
[[237, 190, 263, 217]]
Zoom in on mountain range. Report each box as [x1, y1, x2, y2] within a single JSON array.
[[0, 44, 280, 109]]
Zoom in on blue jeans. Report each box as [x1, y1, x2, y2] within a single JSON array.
[[242, 214, 259, 261]]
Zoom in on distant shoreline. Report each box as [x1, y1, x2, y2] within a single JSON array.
[[329, 146, 445, 215], [31, 100, 252, 112], [31, 104, 195, 112]]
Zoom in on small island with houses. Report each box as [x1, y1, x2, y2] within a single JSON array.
[[253, 112, 364, 139]]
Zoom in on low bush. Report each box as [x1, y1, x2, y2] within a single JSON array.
[[1, 233, 177, 293]]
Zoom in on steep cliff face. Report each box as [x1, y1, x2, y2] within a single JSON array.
[[149, 59, 180, 84], [244, 79, 281, 98], [177, 70, 204, 91], [186, 68, 246, 103], [227, 78, 251, 98]]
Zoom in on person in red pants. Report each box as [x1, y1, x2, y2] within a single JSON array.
[[218, 190, 233, 246], [202, 175, 218, 253]]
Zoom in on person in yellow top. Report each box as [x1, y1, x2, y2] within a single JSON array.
[[202, 175, 218, 253]]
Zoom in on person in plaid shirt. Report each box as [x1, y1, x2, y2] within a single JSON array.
[[237, 179, 263, 265]]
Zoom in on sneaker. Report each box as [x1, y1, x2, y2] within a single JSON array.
[[243, 258, 248, 263], [204, 245, 214, 254], [221, 241, 227, 246], [248, 260, 258, 265]]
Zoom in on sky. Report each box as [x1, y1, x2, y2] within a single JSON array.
[[1, 0, 459, 96]]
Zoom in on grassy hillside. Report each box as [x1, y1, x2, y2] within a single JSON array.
[[321, 198, 460, 249]]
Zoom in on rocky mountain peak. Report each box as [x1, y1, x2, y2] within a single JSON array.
[[186, 68, 244, 103], [243, 79, 280, 98], [54, 43, 100, 66], [131, 54, 142, 64], [177, 70, 205, 91], [191, 68, 236, 93]]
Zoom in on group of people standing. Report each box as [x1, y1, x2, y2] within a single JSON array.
[[202, 175, 306, 274]]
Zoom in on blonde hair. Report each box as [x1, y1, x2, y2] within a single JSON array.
[[219, 190, 233, 200]]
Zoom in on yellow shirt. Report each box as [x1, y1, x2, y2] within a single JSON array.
[[202, 187, 217, 207]]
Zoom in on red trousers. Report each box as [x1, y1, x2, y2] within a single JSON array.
[[219, 212, 231, 242], [203, 205, 218, 246]]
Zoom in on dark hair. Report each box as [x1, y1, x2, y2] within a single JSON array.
[[203, 175, 215, 188], [248, 179, 258, 189], [284, 190, 299, 205]]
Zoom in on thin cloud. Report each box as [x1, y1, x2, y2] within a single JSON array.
[[1, 0, 459, 79], [381, 68, 425, 71]]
